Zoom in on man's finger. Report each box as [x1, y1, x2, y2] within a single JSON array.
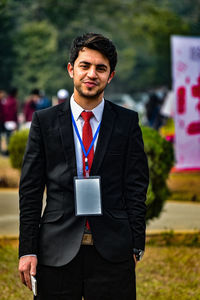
[[133, 254, 138, 266], [30, 261, 37, 276], [24, 271, 32, 290], [19, 271, 26, 285]]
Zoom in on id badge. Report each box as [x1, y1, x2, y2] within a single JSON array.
[[74, 176, 102, 216]]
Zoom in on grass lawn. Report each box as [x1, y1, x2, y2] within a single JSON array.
[[137, 246, 200, 300], [0, 240, 31, 300], [0, 155, 19, 188], [0, 239, 200, 300], [167, 171, 200, 202]]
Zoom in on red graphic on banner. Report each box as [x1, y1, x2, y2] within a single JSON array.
[[177, 87, 186, 114], [185, 76, 200, 135], [191, 76, 200, 112], [178, 119, 185, 128], [187, 122, 200, 135], [177, 61, 187, 72], [185, 77, 190, 84]]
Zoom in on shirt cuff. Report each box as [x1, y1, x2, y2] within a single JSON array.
[[20, 254, 37, 258]]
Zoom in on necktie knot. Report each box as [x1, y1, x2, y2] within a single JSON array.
[[81, 111, 93, 122]]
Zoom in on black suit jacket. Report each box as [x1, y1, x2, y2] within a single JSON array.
[[19, 99, 149, 267]]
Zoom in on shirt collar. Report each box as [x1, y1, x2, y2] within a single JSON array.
[[70, 94, 104, 122]]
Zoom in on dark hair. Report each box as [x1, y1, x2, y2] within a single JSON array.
[[9, 87, 18, 97], [69, 33, 117, 73], [31, 88, 40, 96]]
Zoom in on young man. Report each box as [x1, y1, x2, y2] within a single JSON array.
[[19, 33, 149, 300]]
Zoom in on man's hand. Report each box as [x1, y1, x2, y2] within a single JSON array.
[[18, 256, 38, 290], [133, 254, 138, 266]]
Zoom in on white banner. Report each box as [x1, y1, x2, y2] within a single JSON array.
[[171, 35, 200, 170]]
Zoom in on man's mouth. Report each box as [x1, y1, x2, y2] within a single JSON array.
[[83, 81, 98, 88]]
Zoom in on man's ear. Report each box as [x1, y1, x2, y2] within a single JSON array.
[[67, 63, 74, 78], [108, 71, 115, 84]]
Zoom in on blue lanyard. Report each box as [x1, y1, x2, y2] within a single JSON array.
[[71, 111, 101, 158]]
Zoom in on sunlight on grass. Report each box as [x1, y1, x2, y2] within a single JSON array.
[[0, 155, 20, 188], [0, 240, 200, 300], [137, 246, 200, 299], [167, 172, 200, 202]]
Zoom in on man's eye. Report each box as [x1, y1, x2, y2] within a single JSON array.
[[80, 65, 88, 69], [97, 67, 106, 72]]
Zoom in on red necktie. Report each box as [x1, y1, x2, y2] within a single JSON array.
[[81, 111, 94, 230], [81, 111, 94, 176]]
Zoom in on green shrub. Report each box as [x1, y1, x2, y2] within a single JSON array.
[[8, 129, 29, 170], [8, 126, 174, 221], [141, 126, 174, 221]]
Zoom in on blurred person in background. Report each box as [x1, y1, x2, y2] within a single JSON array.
[[160, 90, 175, 120], [23, 89, 40, 129], [36, 89, 51, 110], [2, 87, 18, 153], [146, 89, 166, 130], [23, 89, 51, 129], [146, 92, 160, 128], [57, 88, 69, 104]]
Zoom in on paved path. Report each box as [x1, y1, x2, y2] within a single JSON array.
[[0, 190, 200, 237], [147, 201, 200, 233], [0, 190, 19, 236]]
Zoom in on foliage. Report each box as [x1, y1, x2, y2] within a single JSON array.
[[8, 130, 29, 170], [142, 126, 174, 220], [123, 3, 189, 90], [12, 20, 62, 99], [0, 0, 199, 99], [0, 0, 16, 91]]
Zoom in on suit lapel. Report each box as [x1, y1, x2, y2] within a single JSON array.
[[58, 100, 77, 176], [90, 100, 116, 175]]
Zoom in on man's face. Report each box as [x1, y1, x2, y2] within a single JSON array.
[[68, 47, 115, 101], [32, 94, 40, 103]]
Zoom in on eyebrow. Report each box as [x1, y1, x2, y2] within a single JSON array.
[[79, 61, 108, 69]]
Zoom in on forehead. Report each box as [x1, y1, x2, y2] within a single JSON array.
[[75, 47, 110, 67]]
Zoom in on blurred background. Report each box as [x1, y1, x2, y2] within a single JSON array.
[[1, 0, 200, 151], [0, 0, 199, 101]]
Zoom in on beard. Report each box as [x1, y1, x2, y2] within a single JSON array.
[[74, 81, 108, 99]]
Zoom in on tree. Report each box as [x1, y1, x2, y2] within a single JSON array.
[[116, 1, 189, 92], [0, 0, 16, 90], [1, 0, 199, 96], [12, 20, 65, 98]]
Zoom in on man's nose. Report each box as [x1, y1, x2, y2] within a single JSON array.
[[87, 67, 97, 78]]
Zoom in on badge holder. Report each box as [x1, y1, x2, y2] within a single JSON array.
[[71, 111, 102, 216], [74, 176, 102, 216]]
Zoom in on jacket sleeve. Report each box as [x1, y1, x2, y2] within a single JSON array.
[[124, 112, 149, 250], [19, 112, 46, 257]]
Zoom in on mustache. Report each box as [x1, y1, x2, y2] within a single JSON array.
[[82, 80, 99, 85]]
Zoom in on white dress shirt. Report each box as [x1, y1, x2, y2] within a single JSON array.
[[70, 94, 104, 177]]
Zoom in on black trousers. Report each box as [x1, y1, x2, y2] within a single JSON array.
[[35, 245, 136, 300]]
